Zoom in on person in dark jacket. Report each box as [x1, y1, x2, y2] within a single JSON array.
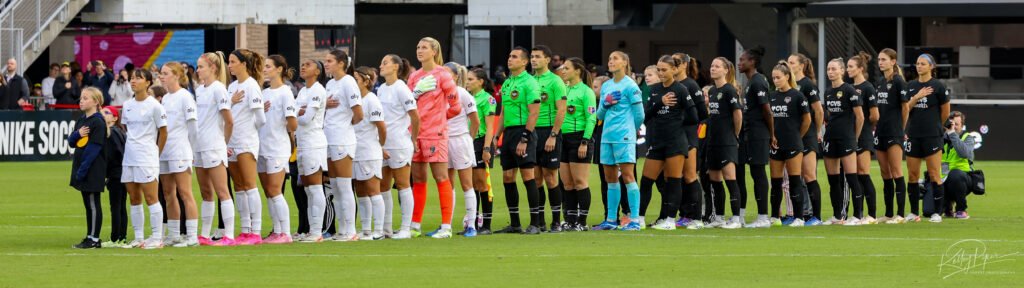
[[67, 87, 109, 249], [3, 58, 29, 110], [101, 106, 129, 247], [87, 60, 114, 105], [53, 63, 80, 105]]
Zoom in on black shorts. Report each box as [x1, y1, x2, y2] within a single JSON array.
[[769, 148, 802, 161], [646, 129, 688, 161], [874, 135, 904, 151], [683, 124, 699, 150], [500, 126, 537, 170], [560, 132, 594, 163], [740, 138, 770, 165], [533, 127, 561, 169], [905, 136, 942, 158], [857, 134, 875, 153], [473, 137, 492, 169], [707, 145, 738, 170], [802, 135, 820, 154], [822, 139, 857, 158]]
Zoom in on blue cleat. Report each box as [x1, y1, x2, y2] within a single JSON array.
[[675, 218, 692, 228], [620, 222, 642, 231], [781, 216, 795, 226], [592, 221, 619, 231], [424, 227, 441, 237], [463, 227, 477, 237], [804, 217, 822, 226]]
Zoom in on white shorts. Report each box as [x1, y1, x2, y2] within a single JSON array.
[[448, 134, 475, 170], [353, 160, 383, 181], [193, 149, 228, 169], [298, 148, 329, 177], [159, 160, 192, 174], [257, 156, 289, 174], [228, 146, 258, 162], [384, 148, 413, 169], [328, 144, 357, 162], [122, 166, 159, 183]]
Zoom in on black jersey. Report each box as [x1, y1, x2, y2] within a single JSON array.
[[906, 78, 950, 138], [648, 81, 697, 142], [707, 84, 743, 146], [742, 73, 772, 140], [679, 78, 707, 121], [796, 77, 820, 141], [875, 74, 908, 138], [823, 83, 862, 141], [70, 113, 108, 192], [771, 88, 810, 151], [853, 81, 877, 142]]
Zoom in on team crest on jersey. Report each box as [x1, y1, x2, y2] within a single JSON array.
[[511, 91, 519, 100], [856, 89, 862, 94], [887, 83, 892, 90], [837, 91, 844, 98], [784, 96, 791, 103], [588, 106, 597, 114], [567, 106, 576, 114], [541, 93, 549, 101], [715, 93, 722, 100]]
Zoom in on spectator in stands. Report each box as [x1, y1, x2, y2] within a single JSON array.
[[2, 58, 29, 110], [54, 62, 80, 105], [73, 70, 85, 95], [42, 63, 59, 105], [941, 111, 977, 220], [551, 54, 564, 70], [109, 69, 133, 106], [87, 60, 114, 105]]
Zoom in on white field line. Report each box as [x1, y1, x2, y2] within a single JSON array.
[[600, 233, 1024, 243], [3, 252, 997, 258]]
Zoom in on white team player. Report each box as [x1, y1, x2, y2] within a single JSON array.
[[258, 55, 298, 244], [323, 50, 364, 242], [442, 62, 480, 237], [226, 49, 267, 245], [192, 52, 237, 246], [377, 54, 420, 239], [351, 67, 387, 241], [156, 62, 200, 247], [295, 59, 330, 243], [121, 70, 168, 249]]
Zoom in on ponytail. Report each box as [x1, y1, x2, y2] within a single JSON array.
[[470, 68, 495, 95], [773, 60, 797, 90], [791, 53, 816, 84], [328, 49, 354, 76], [567, 57, 591, 89], [267, 54, 293, 82], [231, 48, 265, 84], [353, 66, 376, 92], [850, 51, 873, 79], [880, 48, 903, 79], [201, 52, 228, 85], [385, 54, 413, 81]]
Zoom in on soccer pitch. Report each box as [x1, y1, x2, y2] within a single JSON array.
[[1, 160, 1021, 287]]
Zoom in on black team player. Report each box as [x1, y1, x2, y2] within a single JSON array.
[[669, 53, 707, 228], [847, 52, 880, 224], [704, 57, 745, 229], [905, 53, 950, 223], [821, 58, 865, 225], [494, 47, 543, 234], [736, 47, 774, 227], [646, 55, 698, 230], [787, 53, 823, 225], [767, 61, 811, 227], [875, 48, 910, 224]]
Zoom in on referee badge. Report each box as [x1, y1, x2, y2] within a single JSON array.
[[541, 93, 549, 101], [567, 106, 576, 114], [511, 90, 519, 100]]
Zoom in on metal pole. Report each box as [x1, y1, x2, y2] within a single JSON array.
[[818, 20, 826, 95], [897, 17, 904, 70], [465, 26, 470, 65]]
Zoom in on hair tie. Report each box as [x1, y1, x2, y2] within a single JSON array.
[[232, 50, 247, 63], [921, 54, 936, 66]]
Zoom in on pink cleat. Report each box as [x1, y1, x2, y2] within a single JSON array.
[[198, 236, 215, 246], [263, 233, 280, 242], [210, 237, 236, 246], [237, 233, 263, 245], [264, 233, 293, 244]]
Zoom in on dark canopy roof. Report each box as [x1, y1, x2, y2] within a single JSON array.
[[807, 0, 1024, 18]]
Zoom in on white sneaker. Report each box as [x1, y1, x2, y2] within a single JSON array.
[[124, 239, 143, 249], [929, 213, 943, 223], [686, 220, 704, 230], [430, 228, 452, 239], [722, 217, 742, 229], [372, 232, 385, 240], [861, 216, 878, 225], [383, 227, 393, 239], [142, 237, 164, 249], [651, 218, 676, 230], [358, 231, 375, 241], [885, 215, 905, 224], [293, 232, 308, 239], [876, 216, 891, 223], [844, 217, 861, 226], [392, 230, 412, 240], [906, 213, 921, 222], [298, 233, 322, 243], [330, 233, 359, 242], [173, 237, 199, 248], [745, 217, 771, 228], [707, 217, 726, 228], [788, 218, 805, 227], [164, 235, 184, 247], [823, 216, 844, 226]]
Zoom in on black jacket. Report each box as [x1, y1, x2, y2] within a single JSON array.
[[53, 76, 80, 105], [2, 74, 28, 109]]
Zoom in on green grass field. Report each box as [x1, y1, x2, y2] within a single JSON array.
[[1, 160, 1021, 287]]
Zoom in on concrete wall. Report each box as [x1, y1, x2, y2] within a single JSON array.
[[923, 18, 1024, 48], [468, 0, 547, 25], [81, 0, 355, 25], [237, 25, 269, 57]]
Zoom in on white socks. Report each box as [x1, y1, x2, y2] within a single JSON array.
[[269, 195, 290, 234], [185, 219, 198, 240], [358, 196, 371, 234], [334, 177, 356, 235], [464, 188, 477, 229], [381, 191, 393, 233], [200, 201, 214, 237], [246, 188, 262, 235], [220, 199, 235, 239], [371, 195, 384, 234], [168, 220, 180, 238], [236, 189, 250, 233], [398, 187, 413, 231], [148, 203, 164, 240], [130, 205, 144, 240], [267, 195, 278, 233], [306, 185, 326, 236]]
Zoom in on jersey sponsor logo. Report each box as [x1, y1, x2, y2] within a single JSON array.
[[312, 96, 321, 101], [370, 111, 382, 117], [757, 91, 766, 97], [887, 83, 893, 90], [286, 106, 295, 111], [856, 89, 862, 94]]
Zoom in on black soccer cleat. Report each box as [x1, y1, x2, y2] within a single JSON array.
[[548, 223, 563, 233], [494, 225, 523, 234], [522, 225, 542, 235], [477, 228, 492, 235], [73, 238, 101, 249]]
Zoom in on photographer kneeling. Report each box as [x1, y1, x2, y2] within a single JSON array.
[[942, 111, 977, 219]]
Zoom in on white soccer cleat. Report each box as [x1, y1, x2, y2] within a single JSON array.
[[885, 215, 905, 224], [745, 217, 771, 228], [358, 231, 375, 241], [685, 220, 704, 230], [173, 237, 199, 248], [298, 233, 323, 243], [651, 218, 676, 231], [330, 233, 359, 242], [788, 218, 805, 227], [843, 217, 861, 226], [142, 237, 164, 249], [823, 216, 844, 226], [861, 216, 878, 225], [430, 228, 452, 239], [929, 213, 943, 223], [392, 230, 412, 240], [721, 216, 742, 229], [124, 239, 143, 249], [706, 217, 726, 228]]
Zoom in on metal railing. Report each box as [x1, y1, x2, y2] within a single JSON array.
[[0, 0, 73, 74]]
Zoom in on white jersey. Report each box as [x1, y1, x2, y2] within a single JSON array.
[[354, 92, 384, 161], [227, 77, 265, 149], [378, 79, 417, 150], [295, 82, 328, 150], [447, 87, 478, 137], [160, 88, 197, 161], [194, 81, 231, 152], [259, 86, 297, 159], [324, 75, 362, 146], [122, 96, 167, 167]]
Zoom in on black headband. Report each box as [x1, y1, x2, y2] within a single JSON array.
[[231, 50, 247, 64]]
